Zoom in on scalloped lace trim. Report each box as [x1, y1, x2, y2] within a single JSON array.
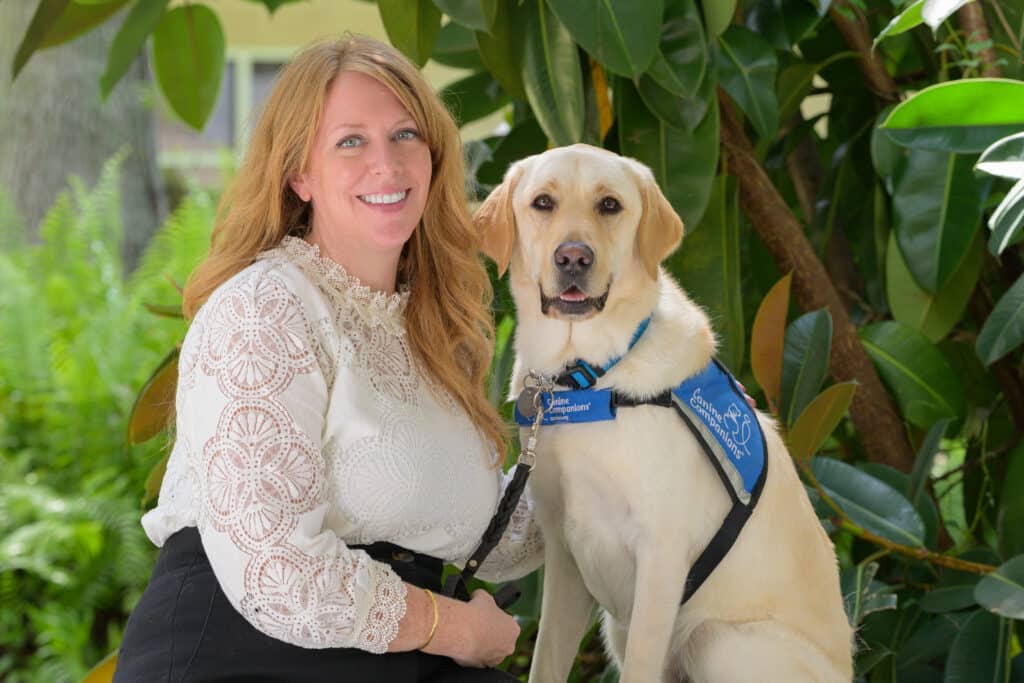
[[280, 235, 410, 321]]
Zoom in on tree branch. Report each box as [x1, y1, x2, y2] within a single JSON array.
[[959, 2, 1002, 76], [719, 92, 916, 472], [837, 520, 996, 574], [828, 0, 899, 101]]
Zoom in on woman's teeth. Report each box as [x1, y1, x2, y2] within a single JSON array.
[[359, 191, 407, 205]]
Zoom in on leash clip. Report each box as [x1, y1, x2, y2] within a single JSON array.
[[518, 370, 555, 470]]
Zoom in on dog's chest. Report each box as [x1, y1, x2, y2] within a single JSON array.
[[527, 407, 719, 618]]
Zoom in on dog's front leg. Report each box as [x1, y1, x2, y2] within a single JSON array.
[[618, 538, 688, 683], [528, 541, 595, 683]]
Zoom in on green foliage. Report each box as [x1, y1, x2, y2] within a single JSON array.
[[0, 158, 214, 681], [11, 0, 1024, 679]]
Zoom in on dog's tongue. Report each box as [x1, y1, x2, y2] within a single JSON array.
[[559, 286, 587, 302]]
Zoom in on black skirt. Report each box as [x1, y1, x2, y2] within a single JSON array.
[[113, 527, 519, 682]]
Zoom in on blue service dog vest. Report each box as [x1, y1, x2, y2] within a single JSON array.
[[514, 358, 768, 603]]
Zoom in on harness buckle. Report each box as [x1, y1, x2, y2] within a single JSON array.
[[559, 361, 602, 389]]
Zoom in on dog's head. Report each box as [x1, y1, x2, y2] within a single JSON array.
[[475, 144, 682, 321]]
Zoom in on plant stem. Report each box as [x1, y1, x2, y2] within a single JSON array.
[[837, 520, 995, 574]]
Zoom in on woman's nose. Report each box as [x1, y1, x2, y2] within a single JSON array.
[[368, 141, 401, 175]]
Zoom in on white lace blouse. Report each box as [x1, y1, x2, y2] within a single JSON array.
[[142, 236, 543, 653]]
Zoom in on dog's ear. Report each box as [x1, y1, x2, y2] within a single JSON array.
[[635, 166, 684, 280], [474, 164, 522, 277]]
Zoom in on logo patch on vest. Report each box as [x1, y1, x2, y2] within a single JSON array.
[[514, 389, 616, 425], [672, 361, 766, 499]]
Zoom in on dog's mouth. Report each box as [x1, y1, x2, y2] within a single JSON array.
[[540, 284, 610, 318]]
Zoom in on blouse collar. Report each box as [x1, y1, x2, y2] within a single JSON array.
[[280, 235, 411, 321]]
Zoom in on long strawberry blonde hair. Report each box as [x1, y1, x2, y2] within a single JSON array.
[[183, 35, 507, 460]]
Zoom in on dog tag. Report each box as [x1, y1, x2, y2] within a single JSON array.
[[516, 387, 540, 419]]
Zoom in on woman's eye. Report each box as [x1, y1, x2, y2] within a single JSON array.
[[337, 136, 362, 149], [531, 194, 555, 211], [598, 196, 622, 214], [395, 129, 420, 141]]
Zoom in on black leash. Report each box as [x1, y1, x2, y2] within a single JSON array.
[[443, 372, 552, 609]]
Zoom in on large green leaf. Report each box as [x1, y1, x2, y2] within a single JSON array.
[[999, 442, 1024, 560], [432, 21, 486, 69], [976, 272, 1024, 366], [779, 310, 832, 429], [12, 0, 132, 79], [975, 555, 1024, 620], [859, 321, 965, 429], [152, 4, 226, 131], [643, 0, 706, 97], [440, 71, 509, 127], [546, 0, 662, 77], [921, 566, 983, 613], [886, 229, 983, 342], [434, 0, 497, 32], [636, 58, 716, 133], [476, 118, 549, 187], [475, 0, 528, 100], [522, 0, 584, 146], [101, 0, 171, 98], [379, 0, 442, 67], [787, 382, 857, 465], [871, 105, 903, 184], [892, 149, 989, 294], [943, 610, 1010, 683], [747, 0, 820, 51], [616, 78, 719, 229], [812, 456, 926, 547], [862, 462, 940, 550], [882, 79, 1024, 154], [898, 612, 973, 670], [671, 175, 743, 373], [717, 25, 778, 141], [702, 0, 735, 39]]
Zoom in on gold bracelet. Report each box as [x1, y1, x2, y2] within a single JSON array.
[[418, 588, 439, 650]]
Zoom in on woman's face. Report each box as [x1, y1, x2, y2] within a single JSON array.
[[291, 70, 433, 260]]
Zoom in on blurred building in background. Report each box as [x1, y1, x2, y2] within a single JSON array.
[[158, 0, 499, 185]]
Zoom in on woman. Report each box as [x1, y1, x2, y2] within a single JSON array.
[[114, 35, 543, 682]]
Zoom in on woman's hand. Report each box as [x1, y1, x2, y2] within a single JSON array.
[[447, 589, 520, 668], [391, 584, 519, 667]]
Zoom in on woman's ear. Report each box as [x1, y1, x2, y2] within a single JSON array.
[[474, 165, 522, 276], [634, 165, 683, 280], [290, 174, 311, 203]]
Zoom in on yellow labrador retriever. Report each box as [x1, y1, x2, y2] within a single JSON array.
[[475, 144, 852, 683]]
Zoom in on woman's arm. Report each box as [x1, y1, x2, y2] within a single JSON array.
[[181, 266, 406, 652]]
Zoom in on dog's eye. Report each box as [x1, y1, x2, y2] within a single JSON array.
[[598, 196, 622, 214], [531, 194, 555, 211]]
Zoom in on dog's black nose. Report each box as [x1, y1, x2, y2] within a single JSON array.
[[553, 241, 595, 275]]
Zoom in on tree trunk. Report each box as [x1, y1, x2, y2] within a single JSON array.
[[718, 92, 916, 473], [0, 3, 166, 272]]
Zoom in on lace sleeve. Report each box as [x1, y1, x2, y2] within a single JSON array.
[[182, 266, 407, 652], [473, 469, 544, 582]]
